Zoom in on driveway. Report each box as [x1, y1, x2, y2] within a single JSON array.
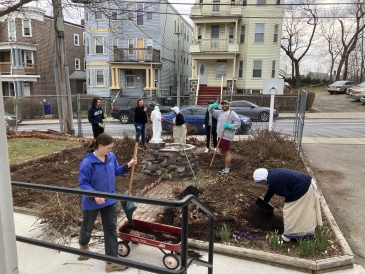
[[302, 90, 365, 267]]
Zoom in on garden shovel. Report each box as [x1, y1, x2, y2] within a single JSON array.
[[121, 126, 141, 227]]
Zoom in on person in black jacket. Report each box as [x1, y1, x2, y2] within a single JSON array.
[[171, 106, 187, 144], [203, 100, 218, 153], [88, 97, 106, 139], [134, 98, 147, 148], [253, 168, 322, 242]]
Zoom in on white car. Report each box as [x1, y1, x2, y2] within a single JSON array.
[[360, 94, 365, 104]]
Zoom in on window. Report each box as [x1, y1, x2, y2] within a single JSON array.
[[257, 0, 266, 5], [197, 26, 202, 39], [239, 60, 243, 78], [146, 38, 153, 54], [24, 51, 33, 64], [87, 70, 90, 86], [83, 33, 85, 45], [211, 26, 219, 48], [276, 0, 280, 4], [213, 0, 220, 12], [255, 23, 264, 43], [126, 71, 135, 88], [271, 60, 276, 78], [96, 70, 105, 86], [86, 37, 89, 54], [273, 24, 279, 43], [111, 11, 118, 20], [74, 34, 79, 46], [84, 58, 87, 70], [242, 0, 247, 6], [95, 11, 102, 20], [113, 37, 118, 48], [85, 12, 88, 22], [8, 19, 16, 41], [95, 37, 104, 54], [137, 3, 143, 25], [75, 58, 80, 70], [147, 10, 153, 21], [216, 60, 227, 78], [229, 27, 234, 39], [128, 38, 134, 54], [22, 19, 31, 36], [128, 5, 135, 21], [252, 60, 262, 78], [240, 25, 245, 43]]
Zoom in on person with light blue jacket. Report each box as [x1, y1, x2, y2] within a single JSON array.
[[208, 100, 241, 176], [78, 133, 136, 272]]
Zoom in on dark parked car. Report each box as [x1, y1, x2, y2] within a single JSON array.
[[111, 97, 171, 124], [4, 112, 22, 123], [161, 105, 252, 135], [327, 80, 356, 94], [226, 101, 278, 122]]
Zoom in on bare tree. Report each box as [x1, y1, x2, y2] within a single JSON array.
[[281, 0, 319, 87], [335, 0, 365, 81], [0, 0, 36, 17]]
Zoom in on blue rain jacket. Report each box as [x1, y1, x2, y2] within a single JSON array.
[[78, 151, 128, 210]]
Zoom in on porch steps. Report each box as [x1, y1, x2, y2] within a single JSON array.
[[197, 86, 222, 105]]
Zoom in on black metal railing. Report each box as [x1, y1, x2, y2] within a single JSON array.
[[113, 48, 160, 63], [12, 181, 214, 274]]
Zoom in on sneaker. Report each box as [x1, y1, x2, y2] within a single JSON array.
[[213, 148, 217, 152], [105, 262, 128, 272], [77, 244, 90, 261], [218, 170, 229, 176], [204, 148, 209, 153], [281, 234, 291, 243]]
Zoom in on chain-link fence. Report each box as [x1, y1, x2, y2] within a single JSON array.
[[4, 92, 306, 145]]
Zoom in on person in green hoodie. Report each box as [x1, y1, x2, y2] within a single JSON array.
[[77, 133, 137, 272]]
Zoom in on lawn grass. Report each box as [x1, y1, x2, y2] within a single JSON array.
[[7, 138, 81, 165]]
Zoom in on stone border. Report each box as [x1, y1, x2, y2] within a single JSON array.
[[186, 152, 355, 272]]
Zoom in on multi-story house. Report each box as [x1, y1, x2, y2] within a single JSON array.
[[84, 0, 192, 98], [0, 7, 85, 96], [189, 0, 283, 102]]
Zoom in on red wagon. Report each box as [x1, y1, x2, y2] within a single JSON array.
[[117, 219, 182, 270]]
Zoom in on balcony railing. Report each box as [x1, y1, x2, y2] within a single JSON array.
[[191, 0, 243, 17], [23, 63, 37, 74], [0, 62, 11, 74], [113, 48, 160, 62], [190, 39, 238, 53]]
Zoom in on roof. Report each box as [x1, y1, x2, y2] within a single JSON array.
[[69, 71, 86, 80]]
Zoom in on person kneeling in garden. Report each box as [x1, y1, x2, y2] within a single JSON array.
[[253, 168, 323, 243]]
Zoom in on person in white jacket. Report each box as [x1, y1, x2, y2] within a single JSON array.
[[209, 100, 241, 176]]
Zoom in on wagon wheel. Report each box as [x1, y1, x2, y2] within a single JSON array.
[[117, 241, 130, 257], [162, 253, 180, 270]]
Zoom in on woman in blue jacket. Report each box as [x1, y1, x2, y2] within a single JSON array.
[[253, 168, 322, 243], [78, 133, 136, 272]]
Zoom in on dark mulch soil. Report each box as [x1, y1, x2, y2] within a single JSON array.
[[10, 130, 343, 260]]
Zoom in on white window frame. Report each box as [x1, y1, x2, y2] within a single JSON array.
[[229, 26, 234, 39], [23, 51, 33, 65], [96, 70, 105, 86], [271, 60, 276, 78], [95, 11, 102, 20], [86, 37, 89, 55], [125, 71, 135, 88], [83, 33, 85, 45], [240, 25, 245, 43], [22, 19, 32, 37], [273, 24, 279, 43], [87, 69, 90, 87], [128, 38, 134, 55], [75, 58, 80, 70], [197, 26, 202, 39], [128, 5, 135, 21], [95, 37, 104, 54], [255, 23, 265, 43], [216, 60, 227, 79], [136, 3, 144, 26], [252, 60, 262, 79], [8, 19, 16, 41], [146, 7, 153, 21], [74, 34, 80, 46], [239, 60, 244, 79], [84, 58, 87, 70], [212, 0, 220, 12], [113, 37, 118, 48]]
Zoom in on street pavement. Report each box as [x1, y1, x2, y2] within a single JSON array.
[[12, 112, 365, 273]]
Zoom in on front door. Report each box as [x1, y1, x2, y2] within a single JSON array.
[[23, 83, 30, 96], [197, 62, 208, 85], [137, 38, 144, 60]]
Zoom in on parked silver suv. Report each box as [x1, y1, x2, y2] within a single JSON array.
[[327, 80, 356, 94]]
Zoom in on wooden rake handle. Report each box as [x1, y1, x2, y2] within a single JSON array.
[[128, 142, 139, 195]]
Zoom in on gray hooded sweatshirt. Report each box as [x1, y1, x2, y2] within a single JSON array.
[[208, 106, 241, 142]]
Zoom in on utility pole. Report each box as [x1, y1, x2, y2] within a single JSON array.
[[53, 0, 75, 135], [175, 31, 181, 108]]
